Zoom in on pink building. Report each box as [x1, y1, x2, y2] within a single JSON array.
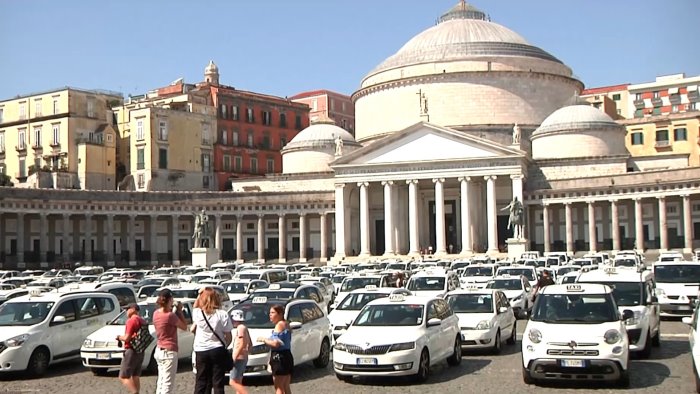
[[290, 90, 355, 136]]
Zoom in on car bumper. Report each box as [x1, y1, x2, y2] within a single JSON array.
[[525, 358, 625, 381], [460, 329, 496, 349], [658, 302, 693, 317], [0, 346, 31, 372], [333, 349, 417, 376], [81, 349, 127, 369]]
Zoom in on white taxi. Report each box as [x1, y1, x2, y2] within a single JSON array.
[[334, 274, 392, 309], [522, 284, 631, 387], [81, 299, 195, 375], [405, 270, 460, 298], [328, 286, 410, 342], [0, 290, 120, 376], [459, 264, 497, 288], [577, 267, 660, 358], [333, 294, 461, 383], [653, 261, 700, 317], [682, 302, 700, 393], [445, 288, 517, 353], [485, 275, 534, 315]]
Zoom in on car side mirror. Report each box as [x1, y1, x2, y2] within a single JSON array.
[[518, 310, 529, 320], [139, 294, 147, 299], [426, 318, 441, 327], [499, 306, 508, 314], [621, 310, 634, 321], [289, 321, 303, 330], [682, 316, 693, 325], [52, 315, 67, 324]]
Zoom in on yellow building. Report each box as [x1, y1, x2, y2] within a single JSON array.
[[112, 85, 217, 191], [0, 87, 122, 189], [621, 112, 700, 169], [580, 84, 630, 120]]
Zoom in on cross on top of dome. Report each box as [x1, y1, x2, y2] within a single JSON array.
[[439, 1, 487, 23]]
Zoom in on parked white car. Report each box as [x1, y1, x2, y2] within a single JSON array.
[[405, 270, 460, 298], [485, 275, 535, 316], [682, 302, 700, 393], [333, 294, 461, 383]]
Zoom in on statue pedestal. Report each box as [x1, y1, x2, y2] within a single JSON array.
[[506, 238, 528, 259], [191, 248, 219, 269]]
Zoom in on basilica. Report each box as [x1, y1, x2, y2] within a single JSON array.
[[0, 2, 697, 268]]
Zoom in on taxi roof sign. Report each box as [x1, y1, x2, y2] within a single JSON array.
[[252, 296, 268, 304], [604, 267, 617, 275], [389, 294, 405, 302], [28, 288, 43, 297], [364, 285, 377, 290], [464, 285, 481, 290], [269, 284, 281, 290], [566, 284, 584, 292]]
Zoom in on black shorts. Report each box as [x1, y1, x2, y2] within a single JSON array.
[[270, 350, 293, 376], [119, 348, 145, 378]]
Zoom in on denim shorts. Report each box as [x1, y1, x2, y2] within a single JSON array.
[[230, 359, 247, 381]]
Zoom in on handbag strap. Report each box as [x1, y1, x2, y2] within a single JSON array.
[[201, 310, 227, 348]]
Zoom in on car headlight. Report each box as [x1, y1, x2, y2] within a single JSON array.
[[655, 288, 665, 297], [475, 320, 491, 330], [604, 329, 622, 344], [5, 334, 29, 347], [528, 328, 542, 344], [250, 344, 270, 355], [333, 325, 347, 331], [83, 339, 94, 348], [624, 311, 642, 326], [334, 342, 347, 351], [511, 295, 523, 302], [389, 342, 415, 352]]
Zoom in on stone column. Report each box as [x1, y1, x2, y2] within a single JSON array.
[[658, 197, 668, 251], [635, 198, 644, 251], [299, 213, 307, 263], [214, 214, 222, 261], [587, 201, 597, 252], [128, 214, 136, 265], [0, 214, 3, 261], [485, 176, 498, 254], [565, 203, 573, 254], [84, 214, 93, 264], [16, 213, 25, 265], [611, 200, 620, 252], [358, 182, 370, 256], [383, 180, 395, 255], [150, 214, 158, 265], [334, 184, 346, 259], [683, 195, 693, 252], [62, 214, 71, 263], [433, 178, 447, 255], [459, 176, 472, 254], [171, 215, 179, 265], [407, 179, 420, 256], [235, 215, 244, 262], [510, 174, 524, 206], [542, 203, 551, 253], [257, 215, 265, 263], [320, 213, 328, 262], [106, 214, 114, 264], [278, 214, 286, 263], [40, 213, 48, 263]]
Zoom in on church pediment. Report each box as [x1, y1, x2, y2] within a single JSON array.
[[332, 122, 524, 167]]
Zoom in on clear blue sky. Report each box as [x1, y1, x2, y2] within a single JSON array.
[[1, 0, 698, 99]]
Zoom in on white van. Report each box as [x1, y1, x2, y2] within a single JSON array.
[[0, 290, 120, 376], [653, 261, 700, 317]]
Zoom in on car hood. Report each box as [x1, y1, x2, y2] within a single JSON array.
[[456, 313, 494, 328], [85, 324, 156, 349], [338, 326, 422, 347], [525, 321, 623, 343], [328, 310, 359, 327], [502, 290, 523, 299], [461, 276, 491, 283], [0, 326, 33, 341], [228, 293, 249, 302], [410, 290, 445, 298]]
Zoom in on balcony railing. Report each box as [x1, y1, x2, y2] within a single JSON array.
[[654, 140, 671, 148]]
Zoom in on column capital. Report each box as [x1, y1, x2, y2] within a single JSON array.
[[381, 180, 394, 186], [542, 202, 550, 207], [278, 213, 286, 218], [406, 179, 419, 185], [586, 200, 596, 205], [257, 214, 265, 219], [432, 178, 445, 184], [483, 175, 496, 181], [509, 174, 524, 180], [563, 201, 572, 206], [128, 213, 137, 219], [680, 193, 690, 199], [633, 197, 643, 202], [656, 195, 666, 201], [298, 212, 307, 219], [608, 198, 619, 204], [149, 213, 158, 219], [357, 181, 369, 187], [334, 183, 346, 190], [457, 176, 471, 182]]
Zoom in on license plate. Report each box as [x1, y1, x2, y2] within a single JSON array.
[[356, 358, 377, 365], [96, 353, 111, 360], [560, 359, 585, 367]]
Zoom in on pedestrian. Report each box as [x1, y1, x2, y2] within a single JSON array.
[[229, 309, 252, 394], [257, 305, 293, 394], [193, 287, 233, 394], [152, 288, 188, 394], [116, 303, 146, 394]]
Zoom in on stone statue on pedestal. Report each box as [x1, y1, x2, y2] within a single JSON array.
[[501, 197, 524, 239], [334, 135, 344, 156], [512, 123, 521, 145], [192, 209, 211, 248]]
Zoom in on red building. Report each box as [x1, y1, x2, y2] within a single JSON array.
[[199, 62, 310, 190], [290, 90, 354, 136]]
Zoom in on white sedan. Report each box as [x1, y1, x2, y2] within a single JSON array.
[[333, 294, 461, 383], [444, 289, 517, 353], [81, 300, 194, 375], [683, 302, 700, 393]]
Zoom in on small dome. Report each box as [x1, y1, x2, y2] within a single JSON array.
[[205, 60, 218, 74], [531, 105, 626, 160], [282, 119, 361, 174], [284, 119, 357, 151]]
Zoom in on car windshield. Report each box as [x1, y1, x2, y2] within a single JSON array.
[[463, 267, 493, 277], [654, 265, 700, 284], [169, 289, 199, 299], [190, 275, 211, 284], [498, 269, 535, 281], [407, 277, 445, 291], [578, 281, 642, 306], [287, 273, 304, 281], [233, 303, 276, 329], [0, 302, 55, 326], [386, 263, 407, 270], [531, 293, 618, 323], [557, 267, 579, 276], [182, 268, 202, 275], [137, 278, 164, 287], [237, 273, 261, 281], [446, 294, 493, 313], [224, 283, 247, 294], [614, 259, 637, 267], [341, 277, 381, 292], [332, 276, 346, 284], [354, 304, 424, 326], [337, 292, 389, 311], [42, 271, 59, 278], [138, 286, 159, 298], [486, 279, 523, 291], [253, 291, 294, 300], [111, 304, 157, 325]]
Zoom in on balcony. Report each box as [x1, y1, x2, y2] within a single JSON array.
[[651, 97, 663, 107], [633, 99, 645, 108], [15, 145, 27, 154], [49, 141, 61, 148], [31, 144, 43, 151], [654, 140, 671, 149]]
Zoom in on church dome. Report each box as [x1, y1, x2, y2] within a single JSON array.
[[531, 105, 627, 160], [282, 118, 360, 174]]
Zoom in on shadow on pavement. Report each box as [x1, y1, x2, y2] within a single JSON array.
[[528, 361, 672, 390], [0, 359, 86, 381], [644, 339, 690, 361], [336, 358, 491, 387]]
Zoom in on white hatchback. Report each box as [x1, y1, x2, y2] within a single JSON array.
[[682, 302, 700, 393], [333, 294, 461, 383]]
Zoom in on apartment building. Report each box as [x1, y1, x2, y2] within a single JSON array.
[[290, 90, 354, 135]]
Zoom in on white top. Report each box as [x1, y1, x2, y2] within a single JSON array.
[[192, 308, 232, 352]]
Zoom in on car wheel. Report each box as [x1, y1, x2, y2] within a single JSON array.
[[414, 349, 430, 383], [616, 370, 630, 388], [492, 330, 501, 354], [90, 367, 109, 376], [639, 332, 652, 359], [522, 365, 535, 385], [313, 338, 330, 368], [27, 347, 50, 378], [507, 321, 517, 345], [447, 336, 462, 366], [651, 328, 661, 347]]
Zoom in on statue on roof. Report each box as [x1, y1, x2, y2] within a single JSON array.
[[335, 135, 344, 156], [512, 123, 521, 145]]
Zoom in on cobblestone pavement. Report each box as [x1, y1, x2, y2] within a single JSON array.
[[0, 321, 694, 394]]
